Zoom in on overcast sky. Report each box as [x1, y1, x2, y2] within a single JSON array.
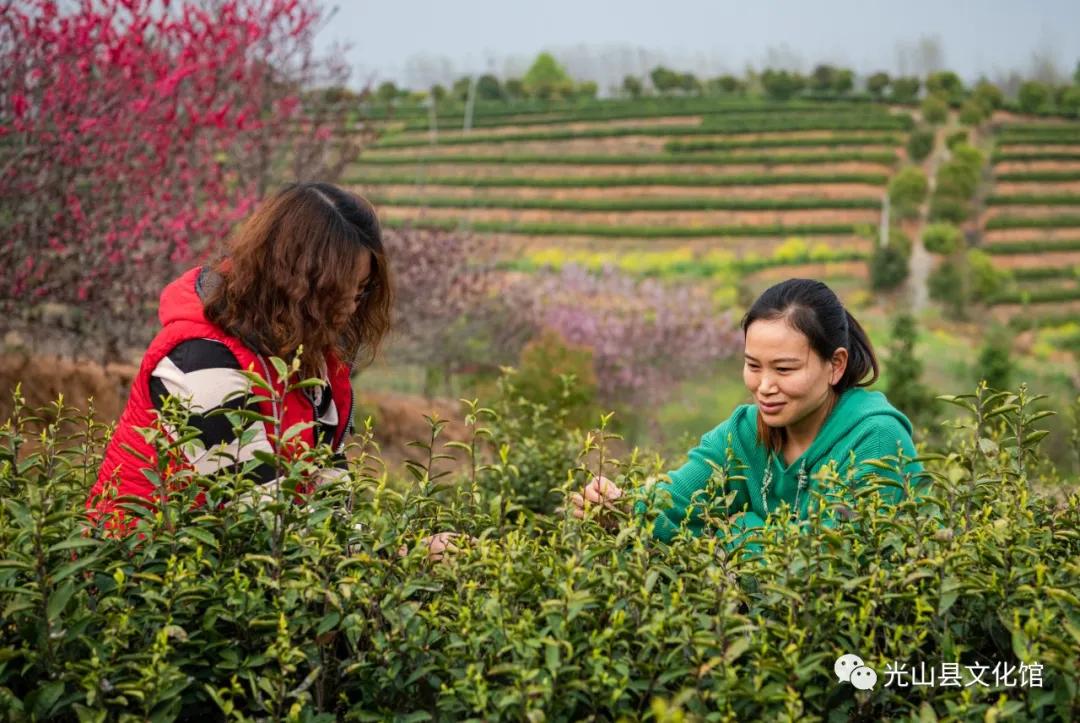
[[315, 0, 1080, 92]]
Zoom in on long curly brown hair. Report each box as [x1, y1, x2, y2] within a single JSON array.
[[203, 182, 392, 379]]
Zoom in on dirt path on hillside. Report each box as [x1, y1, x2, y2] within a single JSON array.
[[906, 117, 954, 311]]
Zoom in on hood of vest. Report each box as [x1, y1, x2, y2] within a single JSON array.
[[157, 267, 212, 328]]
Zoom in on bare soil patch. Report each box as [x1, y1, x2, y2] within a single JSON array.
[[987, 252, 1080, 270], [380, 205, 879, 228], [995, 144, 1080, 154], [990, 299, 1080, 321], [0, 350, 472, 472], [0, 352, 137, 423], [994, 161, 1080, 174], [355, 390, 468, 470], [982, 228, 1080, 243], [984, 205, 1080, 221], [993, 181, 1080, 195]]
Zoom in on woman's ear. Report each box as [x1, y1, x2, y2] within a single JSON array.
[[830, 347, 849, 385]]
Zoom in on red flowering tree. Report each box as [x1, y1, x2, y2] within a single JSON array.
[[0, 0, 360, 360]]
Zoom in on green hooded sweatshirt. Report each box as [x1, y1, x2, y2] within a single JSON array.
[[643, 387, 924, 549]]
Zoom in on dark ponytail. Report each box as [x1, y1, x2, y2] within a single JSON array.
[[837, 308, 878, 392], [741, 278, 879, 451]]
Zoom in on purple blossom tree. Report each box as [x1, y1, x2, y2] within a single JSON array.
[[524, 264, 742, 406]]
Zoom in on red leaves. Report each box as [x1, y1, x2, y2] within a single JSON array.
[[1, 0, 353, 356], [11, 93, 29, 118]]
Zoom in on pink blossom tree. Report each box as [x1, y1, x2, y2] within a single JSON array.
[[0, 0, 360, 360]]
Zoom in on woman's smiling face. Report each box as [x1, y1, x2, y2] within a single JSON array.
[[742, 317, 847, 429]]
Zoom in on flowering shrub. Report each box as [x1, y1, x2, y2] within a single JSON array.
[[0, 0, 355, 358], [524, 264, 742, 405], [0, 377, 1078, 720], [383, 227, 534, 395]]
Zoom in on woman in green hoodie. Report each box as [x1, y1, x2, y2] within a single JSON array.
[[570, 278, 924, 548]]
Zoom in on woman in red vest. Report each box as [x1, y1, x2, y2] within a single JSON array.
[[87, 182, 392, 530]]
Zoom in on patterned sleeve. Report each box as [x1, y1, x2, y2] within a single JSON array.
[[149, 338, 278, 485]]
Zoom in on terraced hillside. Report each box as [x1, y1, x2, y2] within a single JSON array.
[[983, 121, 1080, 347], [347, 99, 913, 288]]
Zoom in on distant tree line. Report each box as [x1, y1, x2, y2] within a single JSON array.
[[317, 55, 1080, 119]]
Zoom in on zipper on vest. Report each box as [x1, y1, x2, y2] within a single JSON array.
[[335, 384, 355, 454]]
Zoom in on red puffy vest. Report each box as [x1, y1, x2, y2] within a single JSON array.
[[87, 267, 354, 529]]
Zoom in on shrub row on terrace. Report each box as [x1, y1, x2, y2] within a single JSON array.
[[345, 171, 889, 189], [982, 238, 1080, 255], [378, 217, 860, 238], [358, 150, 899, 167], [1009, 266, 1080, 281], [398, 100, 876, 131], [697, 111, 912, 130], [1009, 310, 1080, 329], [374, 116, 915, 149], [984, 215, 1080, 230], [991, 152, 1080, 164], [0, 378, 1078, 720], [986, 194, 1080, 206], [988, 284, 1080, 305], [502, 248, 869, 279], [368, 195, 881, 213], [996, 130, 1080, 145], [365, 95, 875, 121], [665, 134, 901, 151]]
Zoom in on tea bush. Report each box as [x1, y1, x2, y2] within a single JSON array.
[[1, 376, 1079, 721], [888, 166, 929, 220], [906, 128, 935, 162]]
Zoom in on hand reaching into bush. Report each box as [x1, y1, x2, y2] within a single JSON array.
[[569, 475, 625, 528], [398, 531, 479, 563]]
